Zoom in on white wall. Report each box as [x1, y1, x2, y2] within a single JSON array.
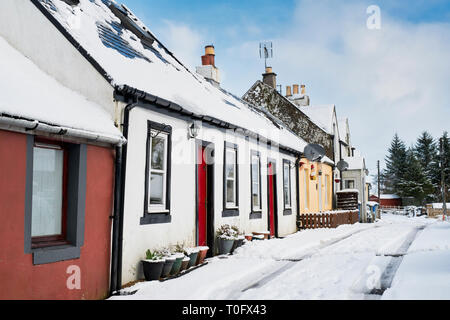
[[121, 106, 298, 285], [0, 0, 114, 115]]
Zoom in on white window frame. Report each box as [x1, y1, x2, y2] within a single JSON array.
[[283, 160, 292, 209], [148, 131, 169, 213], [250, 151, 262, 212], [225, 147, 238, 209]]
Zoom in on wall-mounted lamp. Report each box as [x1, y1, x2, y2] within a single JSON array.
[[188, 121, 200, 139]]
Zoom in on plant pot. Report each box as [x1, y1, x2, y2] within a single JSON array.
[[161, 256, 176, 278], [253, 234, 265, 241], [244, 234, 253, 241], [142, 259, 165, 281], [180, 256, 190, 272], [196, 246, 209, 265], [230, 237, 244, 254], [218, 237, 235, 255], [252, 231, 270, 240], [186, 248, 199, 268], [170, 254, 185, 276]]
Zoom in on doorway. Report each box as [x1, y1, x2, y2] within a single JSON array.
[[196, 140, 215, 256], [267, 158, 278, 238]]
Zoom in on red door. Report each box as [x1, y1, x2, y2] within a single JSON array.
[[268, 162, 275, 237], [197, 146, 207, 246]]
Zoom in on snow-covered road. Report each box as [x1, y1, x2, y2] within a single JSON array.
[[110, 214, 450, 300]]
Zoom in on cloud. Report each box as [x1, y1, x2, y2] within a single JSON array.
[[220, 0, 450, 180], [153, 20, 206, 72]]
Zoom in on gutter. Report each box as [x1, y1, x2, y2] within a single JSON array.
[[0, 113, 126, 146], [295, 157, 301, 230], [114, 85, 305, 157]]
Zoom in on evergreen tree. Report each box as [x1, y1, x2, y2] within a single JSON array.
[[414, 131, 437, 178], [434, 132, 450, 202], [384, 133, 407, 194], [397, 148, 433, 205]]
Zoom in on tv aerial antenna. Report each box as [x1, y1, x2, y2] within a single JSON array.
[[259, 41, 273, 69]]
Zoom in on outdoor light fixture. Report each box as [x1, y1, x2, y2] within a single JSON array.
[[188, 121, 200, 139]]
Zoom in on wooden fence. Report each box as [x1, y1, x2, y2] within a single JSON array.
[[298, 210, 359, 229]]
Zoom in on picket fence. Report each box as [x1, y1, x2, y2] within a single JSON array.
[[298, 210, 359, 229]]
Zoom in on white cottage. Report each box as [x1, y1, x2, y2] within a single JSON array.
[[2, 0, 309, 288]]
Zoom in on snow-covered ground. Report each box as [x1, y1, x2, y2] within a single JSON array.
[[109, 214, 449, 300]]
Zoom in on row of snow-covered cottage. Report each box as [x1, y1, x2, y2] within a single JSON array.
[[0, 0, 369, 299]]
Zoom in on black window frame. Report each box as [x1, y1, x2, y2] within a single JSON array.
[[282, 159, 293, 215], [24, 135, 87, 265], [222, 141, 239, 217], [249, 150, 262, 219], [141, 120, 172, 225]]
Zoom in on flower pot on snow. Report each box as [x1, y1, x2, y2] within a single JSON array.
[[252, 231, 270, 240], [142, 259, 165, 281], [186, 248, 200, 268], [218, 237, 235, 255], [252, 234, 265, 241], [230, 236, 245, 254], [170, 253, 185, 276], [244, 234, 253, 241], [180, 256, 190, 272], [196, 246, 209, 265], [161, 256, 176, 278]]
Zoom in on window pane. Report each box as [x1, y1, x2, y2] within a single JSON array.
[[226, 179, 235, 204], [151, 135, 165, 170], [284, 163, 291, 207], [31, 147, 63, 237], [225, 149, 235, 179], [150, 172, 164, 205], [251, 155, 260, 209]]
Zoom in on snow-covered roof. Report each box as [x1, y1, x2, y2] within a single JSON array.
[[320, 155, 335, 166], [298, 105, 335, 135], [336, 189, 359, 194], [380, 194, 401, 199], [338, 118, 348, 143], [343, 156, 365, 171], [0, 35, 123, 143], [430, 203, 450, 209], [36, 0, 307, 152]]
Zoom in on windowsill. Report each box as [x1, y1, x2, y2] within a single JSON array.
[[222, 208, 240, 217], [32, 244, 80, 265], [283, 208, 292, 216], [140, 212, 172, 225], [249, 211, 262, 219]]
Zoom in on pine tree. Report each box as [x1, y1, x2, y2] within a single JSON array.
[[384, 133, 407, 194], [435, 132, 450, 202], [397, 148, 433, 205], [414, 132, 438, 202]]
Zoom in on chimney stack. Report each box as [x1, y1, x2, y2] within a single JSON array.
[[286, 85, 292, 97], [290, 84, 310, 106], [262, 66, 277, 89], [196, 45, 220, 88]]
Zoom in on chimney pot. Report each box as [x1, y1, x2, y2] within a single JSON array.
[[201, 45, 215, 66], [286, 85, 292, 97], [301, 84, 306, 95], [293, 84, 299, 95], [205, 45, 215, 56]]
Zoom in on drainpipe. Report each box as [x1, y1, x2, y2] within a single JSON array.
[[295, 157, 301, 230], [110, 102, 138, 295]]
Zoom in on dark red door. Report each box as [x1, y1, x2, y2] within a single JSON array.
[[197, 146, 207, 246], [268, 162, 275, 237]]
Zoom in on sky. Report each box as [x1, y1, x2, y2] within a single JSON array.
[[121, 0, 450, 185]]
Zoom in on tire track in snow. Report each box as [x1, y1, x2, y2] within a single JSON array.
[[235, 225, 382, 297], [366, 224, 426, 297]]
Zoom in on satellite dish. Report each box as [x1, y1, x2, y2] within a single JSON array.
[[337, 160, 349, 171], [304, 144, 326, 162]]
